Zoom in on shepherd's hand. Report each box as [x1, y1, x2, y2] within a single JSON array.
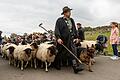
[[57, 39, 63, 44]]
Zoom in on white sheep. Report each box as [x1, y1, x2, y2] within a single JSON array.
[[36, 43, 56, 72], [81, 40, 97, 48], [13, 45, 33, 70]]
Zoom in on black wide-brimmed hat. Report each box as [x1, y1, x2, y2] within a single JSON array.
[[77, 23, 81, 26], [61, 6, 72, 15]]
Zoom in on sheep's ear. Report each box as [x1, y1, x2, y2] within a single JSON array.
[[47, 47, 51, 50], [30, 42, 38, 49], [48, 46, 55, 51], [24, 48, 32, 53], [86, 45, 89, 49], [6, 46, 15, 50], [47, 46, 56, 55], [6, 47, 9, 50]]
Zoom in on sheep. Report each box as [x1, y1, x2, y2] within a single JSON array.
[[6, 44, 17, 65], [30, 42, 39, 69], [13, 45, 33, 70], [80, 40, 97, 48], [36, 42, 56, 72], [1, 43, 11, 59]]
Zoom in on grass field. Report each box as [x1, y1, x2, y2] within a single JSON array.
[[85, 31, 119, 56]]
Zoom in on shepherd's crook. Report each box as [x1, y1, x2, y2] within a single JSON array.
[[62, 44, 83, 64], [38, 23, 82, 64]]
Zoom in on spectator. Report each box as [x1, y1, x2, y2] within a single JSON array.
[[0, 31, 2, 54], [77, 23, 85, 42], [110, 22, 119, 60]]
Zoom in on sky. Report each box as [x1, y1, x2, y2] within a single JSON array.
[[0, 0, 120, 35]]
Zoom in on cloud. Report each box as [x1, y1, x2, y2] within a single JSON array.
[[0, 0, 120, 35]]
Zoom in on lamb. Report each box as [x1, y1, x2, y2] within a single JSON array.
[[13, 45, 33, 70], [36, 42, 57, 72]]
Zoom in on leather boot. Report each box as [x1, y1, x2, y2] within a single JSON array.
[[72, 59, 84, 74]]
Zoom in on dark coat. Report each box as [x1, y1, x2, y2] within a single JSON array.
[[0, 35, 2, 44], [54, 17, 78, 67], [55, 17, 77, 43], [77, 28, 85, 41]]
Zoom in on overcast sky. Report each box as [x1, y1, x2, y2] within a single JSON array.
[[0, 0, 120, 35]]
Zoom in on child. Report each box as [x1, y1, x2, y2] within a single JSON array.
[[110, 22, 119, 60]]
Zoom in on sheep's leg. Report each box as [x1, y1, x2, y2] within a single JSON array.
[[40, 62, 44, 69], [21, 60, 24, 70], [25, 61, 28, 68], [9, 57, 11, 65], [48, 62, 51, 67], [34, 58, 37, 69], [31, 59, 33, 68], [5, 54, 7, 59], [1, 53, 4, 58], [45, 61, 48, 72], [12, 57, 14, 64], [14, 59, 16, 67], [17, 60, 20, 68]]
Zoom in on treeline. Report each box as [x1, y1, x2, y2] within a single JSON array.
[[84, 24, 120, 32], [84, 26, 110, 32]]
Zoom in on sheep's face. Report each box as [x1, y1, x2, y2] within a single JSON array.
[[7, 46, 15, 54], [24, 48, 32, 57], [47, 46, 57, 57], [30, 42, 38, 50]]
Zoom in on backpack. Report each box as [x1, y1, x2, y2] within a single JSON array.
[[97, 35, 107, 44]]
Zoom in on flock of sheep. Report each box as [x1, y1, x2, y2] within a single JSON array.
[[1, 41, 57, 72], [1, 40, 96, 72]]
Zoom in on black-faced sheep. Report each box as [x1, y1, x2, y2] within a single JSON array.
[[6, 44, 17, 65], [13, 45, 33, 70]]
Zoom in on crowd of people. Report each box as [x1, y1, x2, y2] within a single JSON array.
[[0, 32, 54, 45]]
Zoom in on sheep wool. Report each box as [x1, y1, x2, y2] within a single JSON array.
[[36, 43, 55, 62]]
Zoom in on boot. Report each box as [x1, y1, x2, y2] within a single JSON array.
[[72, 59, 84, 74], [53, 56, 61, 70]]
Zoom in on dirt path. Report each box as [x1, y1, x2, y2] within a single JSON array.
[[0, 56, 120, 80]]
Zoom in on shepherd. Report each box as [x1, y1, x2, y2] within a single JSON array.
[[54, 6, 84, 74]]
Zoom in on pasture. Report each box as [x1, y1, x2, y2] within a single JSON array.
[[85, 31, 119, 56]]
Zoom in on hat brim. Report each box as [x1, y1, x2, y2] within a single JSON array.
[[61, 9, 72, 15]]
